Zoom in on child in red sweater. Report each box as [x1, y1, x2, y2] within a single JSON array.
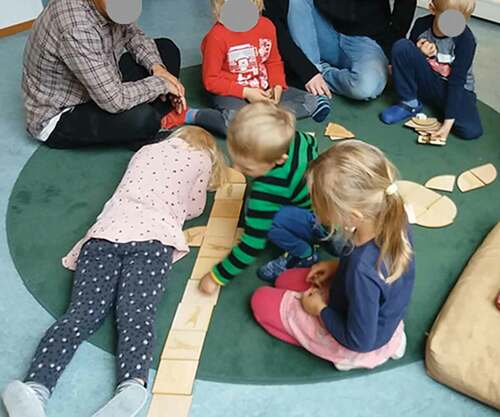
[[201, 0, 331, 129]]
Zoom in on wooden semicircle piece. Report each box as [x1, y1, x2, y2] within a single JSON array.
[[425, 175, 456, 192], [457, 163, 497, 192], [396, 180, 457, 228]]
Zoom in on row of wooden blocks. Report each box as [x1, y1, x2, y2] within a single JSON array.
[[148, 170, 246, 417]]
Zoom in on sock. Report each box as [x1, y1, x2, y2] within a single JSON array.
[[2, 381, 48, 417], [311, 95, 331, 122], [161, 108, 227, 137], [193, 108, 227, 137], [401, 99, 420, 109], [91, 379, 147, 417]]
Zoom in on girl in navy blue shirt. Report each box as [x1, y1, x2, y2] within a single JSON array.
[[252, 140, 416, 370]]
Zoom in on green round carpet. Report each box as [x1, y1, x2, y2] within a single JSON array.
[[7, 66, 500, 385]]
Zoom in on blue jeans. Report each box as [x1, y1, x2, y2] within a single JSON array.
[[287, 0, 388, 100], [392, 39, 483, 140], [268, 206, 346, 258]]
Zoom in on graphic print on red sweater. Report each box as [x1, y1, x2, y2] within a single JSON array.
[[227, 38, 272, 89]]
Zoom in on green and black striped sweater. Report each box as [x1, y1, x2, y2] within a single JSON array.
[[211, 131, 319, 285]]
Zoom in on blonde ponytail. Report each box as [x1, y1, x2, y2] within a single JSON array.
[[308, 141, 413, 283]]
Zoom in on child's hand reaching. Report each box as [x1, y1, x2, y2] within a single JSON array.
[[417, 39, 437, 57], [301, 288, 327, 317], [270, 85, 283, 104], [199, 273, 220, 295], [430, 119, 454, 143], [306, 261, 338, 287], [243, 87, 272, 103]]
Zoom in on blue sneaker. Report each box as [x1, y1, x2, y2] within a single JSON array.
[[380, 102, 423, 125], [257, 252, 320, 284]]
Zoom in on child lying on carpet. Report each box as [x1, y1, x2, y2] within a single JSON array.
[[252, 141, 415, 370], [2, 127, 227, 417], [198, 0, 331, 133], [198, 101, 319, 294], [380, 0, 483, 141]]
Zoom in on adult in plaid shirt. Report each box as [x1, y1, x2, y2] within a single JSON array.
[[22, 0, 187, 148]]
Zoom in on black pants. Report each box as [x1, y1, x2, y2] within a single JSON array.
[[46, 38, 180, 149]]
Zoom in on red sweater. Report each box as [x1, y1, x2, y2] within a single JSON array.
[[201, 17, 287, 99]]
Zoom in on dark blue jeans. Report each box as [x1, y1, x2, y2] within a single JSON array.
[[268, 206, 346, 258], [391, 39, 482, 140]]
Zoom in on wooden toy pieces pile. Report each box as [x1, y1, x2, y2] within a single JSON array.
[[405, 115, 444, 146], [399, 163, 497, 229], [147, 168, 246, 417]]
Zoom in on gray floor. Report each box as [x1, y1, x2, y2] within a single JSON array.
[[0, 2, 499, 417]]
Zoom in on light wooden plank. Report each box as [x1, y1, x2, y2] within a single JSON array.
[[148, 394, 193, 417], [153, 360, 198, 395], [206, 217, 239, 239], [198, 236, 233, 259], [171, 303, 214, 332], [210, 199, 243, 219], [161, 330, 206, 361], [182, 280, 220, 305], [215, 183, 246, 200]]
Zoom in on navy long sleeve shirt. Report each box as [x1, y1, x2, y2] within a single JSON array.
[[320, 234, 416, 352], [410, 15, 476, 120]]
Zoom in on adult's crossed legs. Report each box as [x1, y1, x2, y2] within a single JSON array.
[[287, 0, 388, 100], [46, 38, 181, 149]]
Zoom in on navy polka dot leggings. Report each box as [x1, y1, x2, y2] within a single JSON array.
[[25, 239, 173, 392]]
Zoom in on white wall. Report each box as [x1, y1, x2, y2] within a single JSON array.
[[0, 0, 43, 29], [417, 0, 500, 24]]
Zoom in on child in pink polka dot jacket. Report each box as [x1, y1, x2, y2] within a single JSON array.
[[2, 127, 227, 417]]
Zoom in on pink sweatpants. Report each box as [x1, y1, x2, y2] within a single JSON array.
[[251, 268, 312, 346]]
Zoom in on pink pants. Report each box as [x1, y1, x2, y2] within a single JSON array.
[[251, 268, 311, 346]]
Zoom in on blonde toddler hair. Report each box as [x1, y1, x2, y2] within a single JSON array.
[[168, 126, 228, 191], [211, 0, 265, 19], [227, 102, 296, 163], [431, 0, 476, 18], [308, 140, 413, 283]]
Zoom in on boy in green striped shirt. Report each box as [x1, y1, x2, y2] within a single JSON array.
[[199, 102, 319, 294]]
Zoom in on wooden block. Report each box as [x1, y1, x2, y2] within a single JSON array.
[[457, 171, 485, 192], [411, 117, 439, 127], [198, 236, 233, 259], [171, 303, 213, 332], [182, 280, 220, 305], [470, 163, 497, 185], [161, 330, 206, 361], [206, 217, 239, 238], [425, 175, 456, 192], [324, 123, 355, 139], [226, 168, 246, 184], [148, 394, 192, 417], [183, 226, 206, 247], [190, 256, 219, 280], [210, 199, 243, 219], [215, 183, 246, 200], [153, 360, 198, 395]]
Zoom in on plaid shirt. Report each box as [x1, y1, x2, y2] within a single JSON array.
[[22, 0, 169, 138]]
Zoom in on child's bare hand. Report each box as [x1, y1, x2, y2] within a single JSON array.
[[301, 288, 327, 317], [199, 273, 220, 295], [271, 85, 283, 104], [417, 39, 437, 57], [430, 119, 454, 143], [243, 87, 273, 103], [306, 261, 338, 287]]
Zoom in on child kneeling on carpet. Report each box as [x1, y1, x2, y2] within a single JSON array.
[[380, 0, 483, 141], [251, 141, 416, 370], [198, 101, 319, 294], [199, 0, 331, 134], [1, 127, 226, 417]]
